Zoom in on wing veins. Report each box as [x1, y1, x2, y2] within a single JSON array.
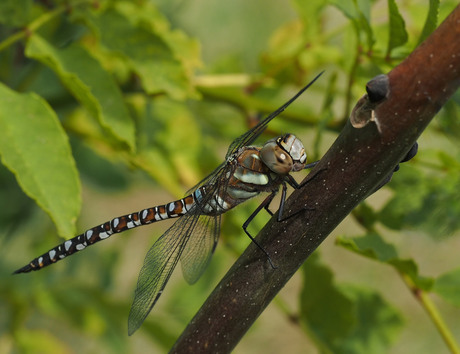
[[128, 211, 202, 335]]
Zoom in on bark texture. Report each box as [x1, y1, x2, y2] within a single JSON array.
[[171, 5, 460, 353]]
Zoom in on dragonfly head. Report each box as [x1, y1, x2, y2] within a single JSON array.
[[260, 134, 307, 174]]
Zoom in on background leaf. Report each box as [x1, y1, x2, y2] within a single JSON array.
[[300, 253, 403, 354], [379, 158, 460, 238], [0, 84, 80, 237], [25, 34, 136, 151], [336, 233, 434, 290], [433, 268, 460, 307], [418, 0, 440, 44], [387, 0, 409, 55], [84, 6, 194, 100], [0, 0, 459, 352], [0, 0, 34, 27]]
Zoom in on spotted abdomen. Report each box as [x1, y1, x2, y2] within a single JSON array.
[[14, 188, 205, 274]]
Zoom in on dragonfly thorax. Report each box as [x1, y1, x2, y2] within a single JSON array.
[[260, 134, 306, 174], [14, 72, 325, 336]]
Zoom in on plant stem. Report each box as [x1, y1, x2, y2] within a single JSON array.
[[171, 5, 460, 351], [0, 0, 93, 53], [194, 74, 253, 87], [402, 274, 460, 354]]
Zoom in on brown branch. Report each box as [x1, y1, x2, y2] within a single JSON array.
[[170, 5, 460, 353]]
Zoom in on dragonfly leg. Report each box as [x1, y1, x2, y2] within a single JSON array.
[[277, 182, 288, 222], [277, 179, 316, 222], [242, 192, 278, 269], [304, 160, 320, 170]]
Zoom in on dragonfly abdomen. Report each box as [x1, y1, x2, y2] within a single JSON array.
[[13, 188, 205, 274]]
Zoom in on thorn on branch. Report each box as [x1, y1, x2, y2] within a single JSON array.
[[349, 74, 390, 133]]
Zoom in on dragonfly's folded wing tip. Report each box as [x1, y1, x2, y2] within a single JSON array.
[[128, 312, 146, 336], [127, 326, 136, 336]]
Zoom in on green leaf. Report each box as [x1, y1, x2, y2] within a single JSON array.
[[0, 83, 80, 237], [437, 150, 460, 170], [131, 96, 202, 195], [329, 0, 358, 22], [433, 268, 460, 307], [418, 0, 440, 44], [338, 285, 404, 354], [336, 233, 433, 290], [25, 34, 135, 151], [380, 163, 460, 237], [114, 1, 202, 75], [437, 98, 460, 139], [300, 253, 403, 353], [0, 0, 33, 27], [293, 0, 327, 23], [378, 168, 427, 230], [387, 0, 408, 55], [87, 7, 194, 100], [356, 0, 375, 50], [266, 21, 306, 62], [292, 0, 327, 39], [300, 253, 356, 350], [351, 202, 378, 230], [72, 141, 129, 191], [329, 0, 375, 50]]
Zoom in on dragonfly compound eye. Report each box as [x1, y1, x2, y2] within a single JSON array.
[[278, 134, 307, 171], [14, 72, 324, 336], [260, 139, 294, 174]]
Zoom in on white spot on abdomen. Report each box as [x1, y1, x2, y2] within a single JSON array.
[[99, 232, 110, 239], [64, 240, 72, 251], [76, 243, 86, 251]]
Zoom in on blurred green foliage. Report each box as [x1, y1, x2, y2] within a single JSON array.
[[0, 0, 459, 353]]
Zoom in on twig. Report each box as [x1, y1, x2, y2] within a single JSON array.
[[402, 274, 460, 354], [0, 0, 93, 53], [170, 5, 460, 353]]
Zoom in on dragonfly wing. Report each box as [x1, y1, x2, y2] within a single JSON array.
[[225, 72, 324, 159], [180, 161, 234, 284], [180, 214, 221, 285], [128, 211, 201, 335], [185, 161, 226, 194]]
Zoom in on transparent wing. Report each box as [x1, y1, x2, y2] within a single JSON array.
[[127, 74, 324, 335], [180, 161, 231, 284], [128, 209, 203, 335], [186, 161, 227, 194], [225, 72, 324, 159], [128, 163, 232, 335], [180, 213, 221, 284], [184, 73, 323, 196]]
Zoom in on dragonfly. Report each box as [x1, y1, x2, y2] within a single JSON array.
[[14, 72, 324, 335]]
